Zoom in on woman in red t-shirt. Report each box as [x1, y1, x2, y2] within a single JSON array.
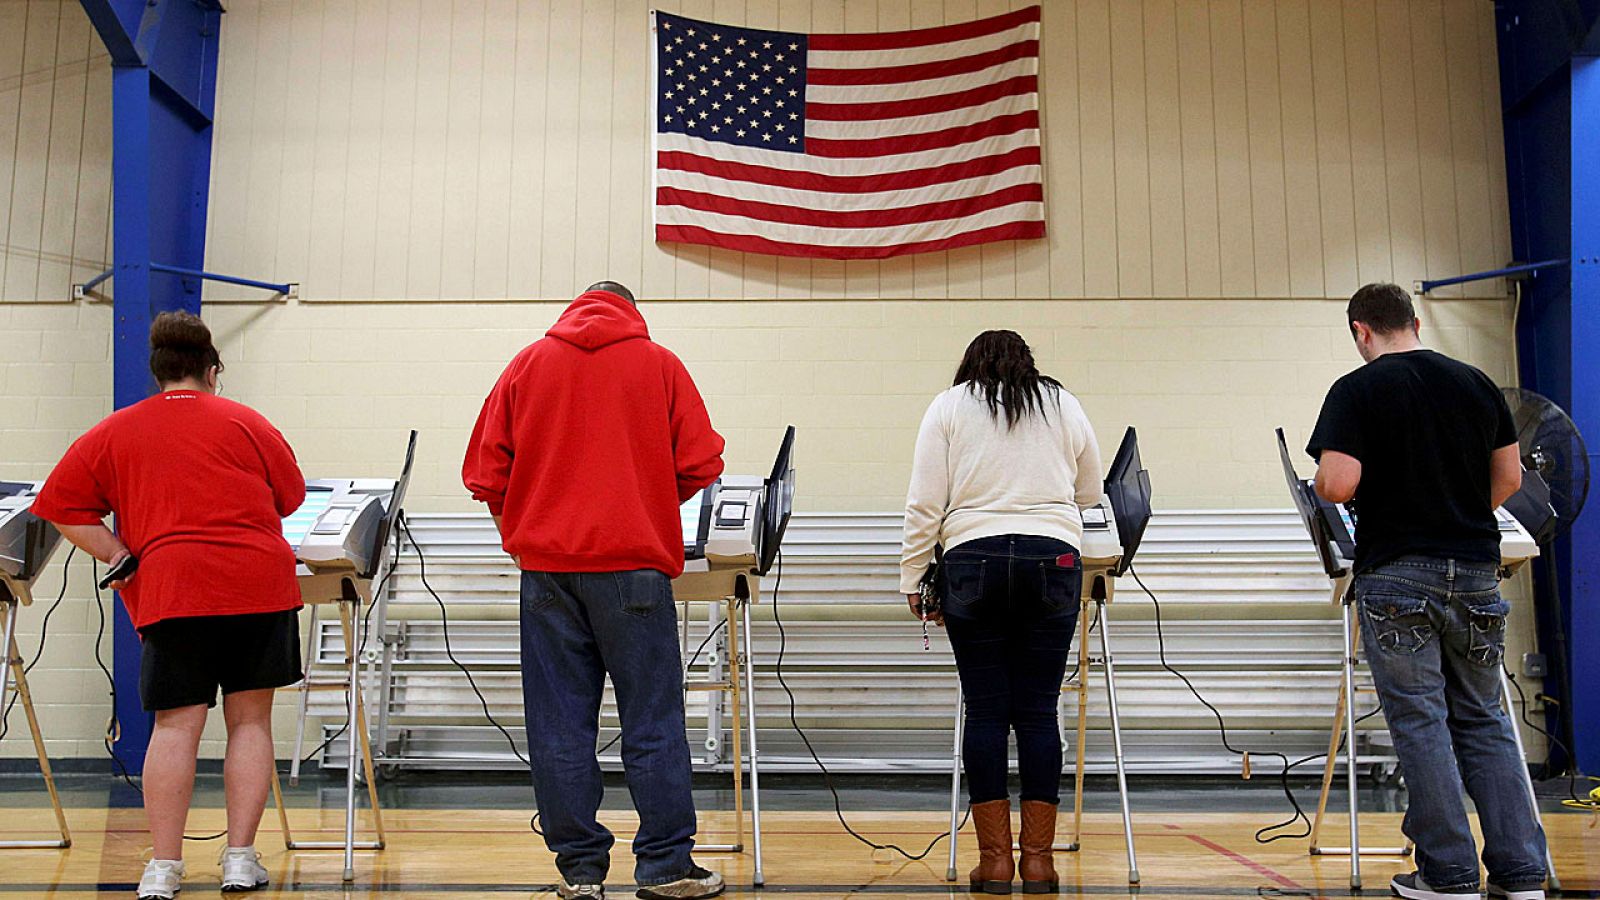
[[32, 312, 305, 900]]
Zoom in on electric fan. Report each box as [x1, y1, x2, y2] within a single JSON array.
[[1501, 388, 1590, 776]]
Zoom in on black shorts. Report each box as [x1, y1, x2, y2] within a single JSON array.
[[138, 609, 303, 712]]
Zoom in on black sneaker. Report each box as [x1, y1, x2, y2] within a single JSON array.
[[1390, 872, 1478, 900], [1486, 881, 1546, 900], [635, 865, 725, 900]]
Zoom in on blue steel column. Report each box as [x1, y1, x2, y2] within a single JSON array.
[[109, 66, 157, 771], [83, 0, 224, 773], [1570, 54, 1600, 774]]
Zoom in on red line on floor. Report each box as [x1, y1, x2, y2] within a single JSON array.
[[1182, 833, 1304, 890]]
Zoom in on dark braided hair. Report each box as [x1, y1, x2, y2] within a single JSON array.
[[952, 330, 1061, 429]]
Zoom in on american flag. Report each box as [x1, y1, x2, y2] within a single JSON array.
[[652, 7, 1045, 261]]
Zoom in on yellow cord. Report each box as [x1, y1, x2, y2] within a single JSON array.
[[1560, 776, 1600, 814]]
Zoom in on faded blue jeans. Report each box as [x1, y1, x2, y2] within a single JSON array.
[[1355, 556, 1547, 892], [520, 570, 697, 886]]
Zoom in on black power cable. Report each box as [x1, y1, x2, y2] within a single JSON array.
[[0, 546, 75, 742], [1128, 564, 1382, 844], [1502, 665, 1585, 806], [771, 548, 969, 861]]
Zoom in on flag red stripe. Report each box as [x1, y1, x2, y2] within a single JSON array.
[[806, 110, 1038, 158], [656, 146, 1041, 193], [806, 75, 1037, 121], [808, 40, 1038, 86], [655, 220, 1046, 260], [808, 6, 1039, 52], [658, 182, 1042, 229]]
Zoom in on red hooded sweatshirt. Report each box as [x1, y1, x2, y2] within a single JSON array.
[[462, 290, 725, 577]]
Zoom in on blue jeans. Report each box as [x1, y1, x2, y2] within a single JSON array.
[[1355, 556, 1547, 891], [519, 570, 697, 886], [942, 534, 1080, 805]]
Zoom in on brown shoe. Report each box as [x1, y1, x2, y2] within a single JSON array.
[[1018, 800, 1059, 893], [967, 798, 1015, 894]]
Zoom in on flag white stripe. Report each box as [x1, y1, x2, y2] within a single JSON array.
[[806, 22, 1038, 70], [658, 163, 1043, 210], [657, 128, 1040, 175], [805, 92, 1038, 140], [803, 56, 1036, 104], [655, 200, 1044, 247]]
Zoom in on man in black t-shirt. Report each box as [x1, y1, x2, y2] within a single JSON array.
[[1307, 283, 1546, 900]]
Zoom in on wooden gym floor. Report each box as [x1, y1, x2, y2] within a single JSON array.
[[0, 785, 1596, 899]]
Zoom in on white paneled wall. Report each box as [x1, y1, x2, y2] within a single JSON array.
[[202, 0, 1512, 302], [0, 0, 112, 302]]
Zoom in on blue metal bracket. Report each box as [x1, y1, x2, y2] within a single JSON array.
[[73, 268, 116, 299], [1415, 259, 1570, 295], [150, 263, 296, 297]]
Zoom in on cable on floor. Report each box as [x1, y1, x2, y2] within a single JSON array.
[[771, 548, 970, 861], [1129, 564, 1382, 844]]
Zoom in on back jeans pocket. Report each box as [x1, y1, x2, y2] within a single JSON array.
[[1361, 592, 1434, 655], [1038, 561, 1082, 611], [1460, 588, 1510, 667], [616, 570, 670, 619], [942, 558, 985, 611], [521, 572, 556, 615]]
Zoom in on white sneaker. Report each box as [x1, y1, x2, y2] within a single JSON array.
[[636, 865, 725, 900], [136, 859, 185, 899], [557, 877, 605, 900], [218, 846, 268, 893]]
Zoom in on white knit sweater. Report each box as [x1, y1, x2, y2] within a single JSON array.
[[899, 383, 1104, 593]]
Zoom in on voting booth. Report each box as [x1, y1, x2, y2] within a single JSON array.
[[270, 432, 417, 883], [0, 481, 71, 849], [945, 427, 1152, 887], [1274, 428, 1557, 891]]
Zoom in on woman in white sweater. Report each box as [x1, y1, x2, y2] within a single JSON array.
[[901, 330, 1102, 895]]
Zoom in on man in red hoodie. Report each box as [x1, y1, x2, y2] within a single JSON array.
[[464, 283, 725, 900]]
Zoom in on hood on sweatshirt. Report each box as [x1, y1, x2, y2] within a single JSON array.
[[546, 290, 650, 351]]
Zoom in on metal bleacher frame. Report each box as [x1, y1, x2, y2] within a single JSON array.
[[298, 508, 1426, 777]]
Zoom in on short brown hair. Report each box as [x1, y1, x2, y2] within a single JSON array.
[[1347, 283, 1416, 335], [149, 311, 222, 384]]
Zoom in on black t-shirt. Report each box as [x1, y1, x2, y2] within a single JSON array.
[[1306, 349, 1517, 573]]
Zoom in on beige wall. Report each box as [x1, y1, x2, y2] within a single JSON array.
[[199, 0, 1511, 303], [0, 0, 1532, 760]]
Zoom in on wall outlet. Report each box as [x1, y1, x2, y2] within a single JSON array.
[[1522, 652, 1548, 678]]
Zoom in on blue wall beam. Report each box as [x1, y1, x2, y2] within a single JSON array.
[[1417, 259, 1569, 294], [83, 0, 225, 774], [150, 263, 291, 295], [1570, 47, 1600, 775]]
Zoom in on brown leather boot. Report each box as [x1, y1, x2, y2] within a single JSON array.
[[1017, 800, 1059, 893], [967, 798, 1015, 894]]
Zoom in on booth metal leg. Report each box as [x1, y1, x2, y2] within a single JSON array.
[[289, 604, 319, 786], [280, 599, 384, 879], [946, 683, 964, 883], [1311, 606, 1410, 869], [1499, 669, 1561, 892], [1094, 599, 1139, 885], [1071, 602, 1089, 852], [341, 599, 361, 881], [1341, 600, 1363, 890], [740, 598, 765, 886], [725, 598, 747, 855], [0, 599, 71, 849]]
